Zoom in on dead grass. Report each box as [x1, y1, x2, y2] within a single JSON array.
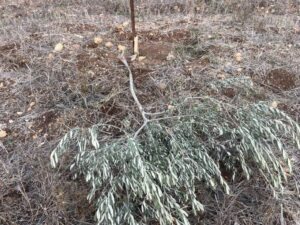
[[0, 0, 300, 224]]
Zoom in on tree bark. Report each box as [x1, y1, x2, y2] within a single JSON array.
[[129, 0, 138, 55]]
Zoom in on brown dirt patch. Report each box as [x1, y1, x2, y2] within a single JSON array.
[[265, 68, 296, 91], [116, 29, 191, 43], [229, 35, 245, 43], [33, 111, 59, 134], [277, 103, 300, 120], [142, 29, 191, 42], [29, 32, 43, 41], [54, 181, 94, 221], [185, 58, 210, 76], [76, 50, 117, 72], [0, 42, 29, 69], [139, 41, 173, 62], [129, 42, 173, 75], [0, 43, 20, 52], [7, 54, 29, 69], [62, 23, 98, 33], [222, 87, 236, 98]]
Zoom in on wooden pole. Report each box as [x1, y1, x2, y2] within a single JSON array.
[[130, 0, 136, 37], [129, 0, 138, 55]]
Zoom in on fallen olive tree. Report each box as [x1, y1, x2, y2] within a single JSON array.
[[51, 55, 300, 225]]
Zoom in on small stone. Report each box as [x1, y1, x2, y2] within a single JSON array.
[[32, 134, 38, 139], [168, 105, 175, 110], [54, 43, 64, 52], [138, 56, 146, 61], [234, 52, 243, 62], [0, 130, 7, 138], [217, 74, 226, 80], [271, 101, 278, 108], [158, 82, 167, 90], [118, 45, 126, 52], [166, 52, 175, 61], [94, 36, 103, 45], [122, 21, 130, 27], [105, 42, 113, 48], [47, 53, 54, 61]]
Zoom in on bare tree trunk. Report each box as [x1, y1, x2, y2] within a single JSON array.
[[129, 0, 138, 55]]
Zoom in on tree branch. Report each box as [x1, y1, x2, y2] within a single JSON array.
[[118, 55, 148, 138]]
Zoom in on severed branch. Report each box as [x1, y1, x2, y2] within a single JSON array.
[[118, 55, 149, 138]]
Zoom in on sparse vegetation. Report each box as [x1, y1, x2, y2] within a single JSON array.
[[1, 0, 300, 225]]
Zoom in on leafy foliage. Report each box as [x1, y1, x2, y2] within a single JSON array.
[[51, 97, 300, 225]]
